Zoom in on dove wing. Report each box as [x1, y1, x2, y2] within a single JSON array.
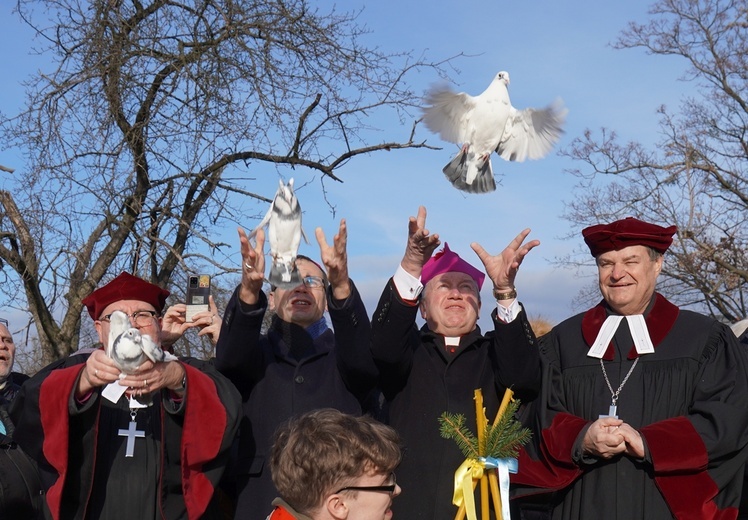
[[495, 99, 567, 162], [422, 88, 477, 144], [247, 201, 275, 240], [140, 333, 165, 364]]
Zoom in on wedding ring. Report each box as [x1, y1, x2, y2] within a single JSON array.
[[94, 369, 98, 378], [244, 263, 254, 271], [143, 379, 148, 387]]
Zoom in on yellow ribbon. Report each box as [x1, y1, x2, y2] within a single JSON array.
[[452, 458, 484, 520]]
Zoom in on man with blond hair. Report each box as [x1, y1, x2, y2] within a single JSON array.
[[267, 408, 402, 520]]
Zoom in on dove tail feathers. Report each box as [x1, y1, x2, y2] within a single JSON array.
[[268, 261, 303, 290], [442, 151, 496, 193]]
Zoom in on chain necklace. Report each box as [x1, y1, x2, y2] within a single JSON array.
[[599, 357, 639, 419]]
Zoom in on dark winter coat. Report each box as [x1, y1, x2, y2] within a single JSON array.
[[371, 279, 541, 520], [1, 372, 44, 518], [215, 280, 377, 520]]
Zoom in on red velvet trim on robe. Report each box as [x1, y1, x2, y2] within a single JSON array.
[[513, 413, 584, 490], [581, 293, 679, 360], [180, 364, 229, 520], [642, 416, 737, 519], [643, 416, 708, 473], [38, 363, 228, 520], [39, 365, 87, 520]]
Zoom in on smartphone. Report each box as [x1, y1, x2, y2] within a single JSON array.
[[185, 274, 211, 322]]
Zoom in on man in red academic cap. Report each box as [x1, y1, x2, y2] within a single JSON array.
[[370, 206, 542, 519], [10, 272, 242, 520], [512, 217, 748, 520]]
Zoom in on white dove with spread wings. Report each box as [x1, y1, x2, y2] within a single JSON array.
[[422, 71, 567, 193], [248, 178, 309, 289]]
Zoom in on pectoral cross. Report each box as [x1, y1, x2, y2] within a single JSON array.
[[599, 404, 618, 419], [118, 421, 145, 457]]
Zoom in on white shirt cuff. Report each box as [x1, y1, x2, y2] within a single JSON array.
[[393, 264, 423, 301], [495, 299, 520, 323]]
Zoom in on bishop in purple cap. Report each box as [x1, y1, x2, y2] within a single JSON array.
[[370, 206, 542, 519]]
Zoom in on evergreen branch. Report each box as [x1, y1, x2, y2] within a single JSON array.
[[484, 399, 532, 459], [439, 412, 480, 459]]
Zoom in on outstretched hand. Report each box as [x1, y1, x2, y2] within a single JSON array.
[[401, 206, 441, 278], [316, 219, 350, 300], [471, 228, 539, 293], [238, 227, 266, 305]]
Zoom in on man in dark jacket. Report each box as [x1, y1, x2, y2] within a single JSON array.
[[215, 219, 378, 520], [0, 318, 43, 518], [371, 206, 542, 519]]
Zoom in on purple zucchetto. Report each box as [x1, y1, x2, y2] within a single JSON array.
[[421, 243, 485, 289]]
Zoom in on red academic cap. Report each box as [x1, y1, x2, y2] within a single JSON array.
[[582, 217, 677, 257], [421, 243, 486, 290], [81, 272, 170, 320]]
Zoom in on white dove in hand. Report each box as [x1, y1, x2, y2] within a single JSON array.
[[248, 178, 309, 289], [421, 71, 567, 193], [107, 310, 166, 374]]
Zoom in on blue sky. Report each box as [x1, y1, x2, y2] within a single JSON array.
[[0, 1, 696, 331]]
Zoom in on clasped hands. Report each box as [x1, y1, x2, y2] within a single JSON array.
[[78, 349, 186, 398], [582, 416, 645, 460]]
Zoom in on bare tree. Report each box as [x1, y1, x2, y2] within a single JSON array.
[[0, 0, 452, 364], [561, 0, 748, 323]]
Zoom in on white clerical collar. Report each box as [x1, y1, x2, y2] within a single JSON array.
[[587, 314, 655, 358], [444, 336, 460, 347]]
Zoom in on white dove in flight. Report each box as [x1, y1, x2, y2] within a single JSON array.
[[248, 178, 309, 289], [421, 71, 567, 193]]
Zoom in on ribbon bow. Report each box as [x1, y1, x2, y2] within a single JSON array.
[[453, 457, 518, 520]]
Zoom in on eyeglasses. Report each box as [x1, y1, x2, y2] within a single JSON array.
[[0, 318, 7, 327], [99, 310, 159, 327], [301, 276, 325, 289], [334, 473, 397, 495]]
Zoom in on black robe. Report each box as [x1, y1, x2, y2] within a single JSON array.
[[513, 294, 748, 520], [10, 352, 242, 520], [371, 279, 541, 520]]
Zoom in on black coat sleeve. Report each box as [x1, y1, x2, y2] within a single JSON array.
[[370, 279, 421, 397], [327, 279, 378, 399], [488, 304, 542, 402], [213, 286, 268, 398]]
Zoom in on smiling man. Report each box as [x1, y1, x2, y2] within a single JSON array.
[[215, 219, 378, 520], [370, 206, 541, 519], [512, 217, 748, 520], [268, 408, 401, 520], [10, 272, 241, 520]]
